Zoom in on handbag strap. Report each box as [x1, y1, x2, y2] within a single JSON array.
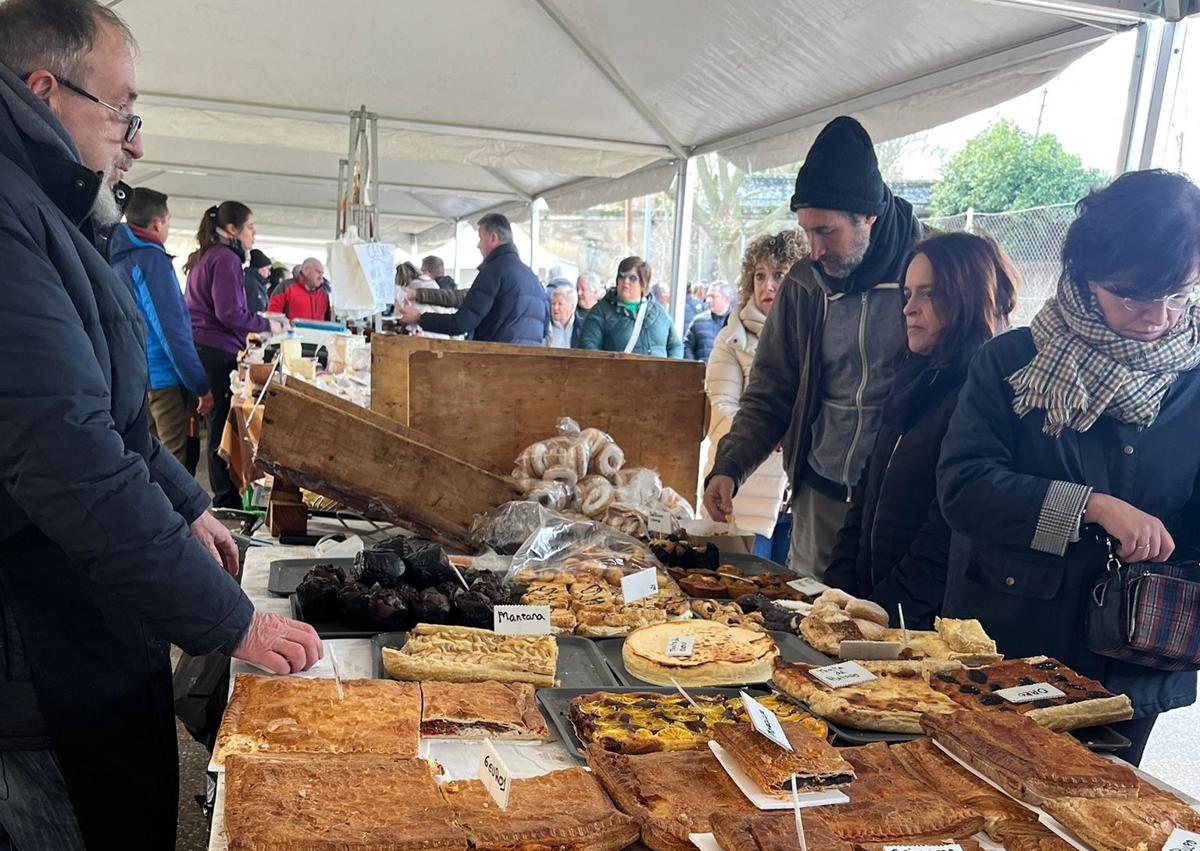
[[623, 300, 649, 354]]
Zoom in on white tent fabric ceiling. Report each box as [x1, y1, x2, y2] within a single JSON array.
[[115, 0, 1164, 243]]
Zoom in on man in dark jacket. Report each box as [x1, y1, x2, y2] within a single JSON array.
[[703, 116, 923, 578], [110, 187, 212, 473], [0, 3, 320, 847], [244, 247, 272, 314], [422, 254, 456, 290], [398, 213, 547, 344], [683, 280, 733, 361]]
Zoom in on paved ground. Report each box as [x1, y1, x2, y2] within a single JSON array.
[[1140, 676, 1200, 799]]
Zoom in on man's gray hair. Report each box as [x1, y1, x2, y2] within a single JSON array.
[[577, 272, 603, 295], [549, 283, 578, 308], [301, 257, 323, 273], [0, 0, 137, 84], [709, 280, 734, 299], [476, 213, 513, 245]]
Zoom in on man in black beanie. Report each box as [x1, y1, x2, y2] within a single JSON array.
[[704, 116, 923, 577], [244, 247, 273, 314]]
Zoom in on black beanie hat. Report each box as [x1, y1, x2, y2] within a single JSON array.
[[789, 116, 886, 216], [248, 248, 272, 269]]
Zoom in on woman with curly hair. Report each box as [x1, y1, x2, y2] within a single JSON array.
[[702, 230, 808, 559]]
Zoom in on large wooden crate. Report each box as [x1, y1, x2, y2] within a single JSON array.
[[256, 379, 519, 544], [371, 336, 708, 500]]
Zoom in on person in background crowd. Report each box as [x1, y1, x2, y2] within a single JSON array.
[[0, 2, 320, 847], [579, 257, 682, 357], [685, 280, 734, 362], [397, 214, 547, 345], [422, 254, 456, 290], [291, 263, 302, 281], [185, 201, 271, 508], [684, 282, 706, 332], [109, 187, 213, 473], [546, 282, 582, 348], [825, 232, 1019, 628], [649, 283, 670, 311], [938, 170, 1200, 765], [243, 248, 271, 315], [703, 232, 808, 562], [576, 271, 604, 321], [268, 256, 331, 321], [704, 116, 923, 577], [267, 265, 288, 298], [396, 260, 456, 338]]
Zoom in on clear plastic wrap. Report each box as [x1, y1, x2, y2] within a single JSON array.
[[468, 500, 573, 555], [505, 517, 663, 585]]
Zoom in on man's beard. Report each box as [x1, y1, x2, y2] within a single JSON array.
[[818, 225, 871, 279], [90, 158, 132, 227]]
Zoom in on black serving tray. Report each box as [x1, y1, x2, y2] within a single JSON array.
[[715, 552, 794, 575], [289, 593, 381, 639], [268, 557, 356, 596], [371, 632, 620, 689]]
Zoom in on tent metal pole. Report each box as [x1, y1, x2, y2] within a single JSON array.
[[669, 157, 695, 333], [1134, 19, 1184, 169], [1115, 22, 1152, 172], [453, 219, 462, 283]]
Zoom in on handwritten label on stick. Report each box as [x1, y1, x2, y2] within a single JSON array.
[[478, 739, 511, 809], [741, 690, 793, 752], [792, 777, 808, 851], [1162, 828, 1200, 851], [621, 567, 659, 604], [493, 605, 551, 635], [809, 661, 877, 689], [666, 636, 695, 657], [648, 507, 672, 535], [787, 576, 830, 597], [995, 682, 1067, 704]]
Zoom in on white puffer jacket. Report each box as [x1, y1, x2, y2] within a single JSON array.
[[702, 301, 788, 538]]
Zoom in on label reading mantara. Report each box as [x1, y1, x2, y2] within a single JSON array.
[[741, 690, 793, 752], [478, 739, 511, 809], [995, 682, 1067, 704], [621, 567, 659, 604], [809, 661, 878, 689], [786, 576, 831, 596], [665, 636, 695, 657], [493, 605, 551, 635], [648, 507, 672, 535], [1162, 828, 1200, 851]]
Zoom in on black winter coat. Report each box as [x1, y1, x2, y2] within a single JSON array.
[[244, 267, 269, 315], [0, 62, 253, 848], [684, 309, 729, 361], [825, 358, 963, 629], [938, 328, 1200, 719], [418, 243, 547, 344]]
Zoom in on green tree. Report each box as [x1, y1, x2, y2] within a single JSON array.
[[929, 120, 1108, 216], [693, 155, 793, 282]]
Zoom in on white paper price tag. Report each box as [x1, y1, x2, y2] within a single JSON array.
[[995, 682, 1066, 704], [493, 605, 551, 635], [1162, 828, 1200, 851], [883, 845, 964, 851], [666, 636, 695, 657], [786, 576, 830, 596], [478, 739, 511, 809], [648, 507, 672, 535], [809, 661, 877, 689], [740, 690, 793, 752], [621, 567, 659, 604]]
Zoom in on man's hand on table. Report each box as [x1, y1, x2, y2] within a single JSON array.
[[190, 510, 241, 577], [234, 612, 323, 674]]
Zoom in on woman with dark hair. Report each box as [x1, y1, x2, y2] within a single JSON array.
[[578, 256, 682, 357], [937, 170, 1200, 764], [184, 201, 270, 507], [824, 232, 1019, 627]]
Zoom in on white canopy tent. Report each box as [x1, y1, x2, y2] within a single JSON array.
[[116, 0, 1197, 312]]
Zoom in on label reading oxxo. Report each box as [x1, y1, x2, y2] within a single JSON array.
[[1162, 828, 1200, 851], [478, 739, 511, 809], [995, 682, 1067, 704], [740, 690, 793, 752], [621, 567, 659, 604], [809, 661, 877, 689], [665, 636, 695, 657], [493, 605, 551, 635]]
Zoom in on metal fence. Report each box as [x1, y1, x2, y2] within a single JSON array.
[[924, 203, 1075, 327]]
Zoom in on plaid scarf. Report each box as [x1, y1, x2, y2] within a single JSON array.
[[1008, 277, 1200, 436]]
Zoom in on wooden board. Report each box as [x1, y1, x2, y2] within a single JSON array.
[[256, 382, 520, 544]]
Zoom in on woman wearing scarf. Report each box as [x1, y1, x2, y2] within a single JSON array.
[[825, 233, 1018, 628], [937, 170, 1200, 764], [578, 256, 682, 357]]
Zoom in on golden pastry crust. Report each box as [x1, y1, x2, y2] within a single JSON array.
[[213, 675, 419, 767], [799, 607, 863, 655], [710, 810, 852, 851], [711, 721, 854, 792], [1042, 795, 1200, 851], [418, 681, 551, 740], [224, 754, 462, 851], [622, 620, 779, 687], [771, 658, 963, 733], [380, 624, 559, 687], [920, 709, 1138, 806], [439, 768, 639, 851]]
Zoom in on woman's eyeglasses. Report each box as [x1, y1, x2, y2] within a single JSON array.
[[618, 273, 640, 283], [58, 78, 142, 143], [1104, 286, 1199, 314]]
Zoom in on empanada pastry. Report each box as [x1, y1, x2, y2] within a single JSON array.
[[1042, 795, 1200, 851], [711, 721, 854, 792], [419, 681, 551, 740], [710, 810, 853, 851], [380, 623, 559, 687], [623, 620, 778, 687]]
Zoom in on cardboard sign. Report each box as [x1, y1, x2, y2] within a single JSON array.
[[1162, 828, 1200, 851], [740, 690, 792, 752], [808, 661, 877, 689], [351, 241, 397, 310], [478, 739, 511, 809], [786, 576, 830, 597], [995, 682, 1067, 704], [621, 567, 659, 604], [648, 507, 672, 535], [666, 636, 695, 657], [493, 605, 552, 635]]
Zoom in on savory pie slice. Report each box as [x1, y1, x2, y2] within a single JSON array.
[[992, 823, 1079, 851], [771, 658, 964, 733], [711, 721, 854, 792], [710, 810, 853, 851], [799, 606, 864, 655], [586, 743, 758, 851], [891, 736, 1039, 838], [380, 624, 559, 686], [213, 675, 419, 767], [920, 709, 1138, 805], [439, 767, 639, 851], [926, 656, 1134, 731], [224, 754, 464, 851], [419, 681, 551, 740], [1042, 795, 1200, 851]]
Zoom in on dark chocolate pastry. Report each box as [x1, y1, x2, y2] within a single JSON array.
[[367, 587, 413, 631], [295, 566, 345, 620], [404, 542, 455, 588], [415, 588, 452, 623], [452, 590, 495, 629], [353, 547, 406, 588], [336, 584, 374, 629]]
